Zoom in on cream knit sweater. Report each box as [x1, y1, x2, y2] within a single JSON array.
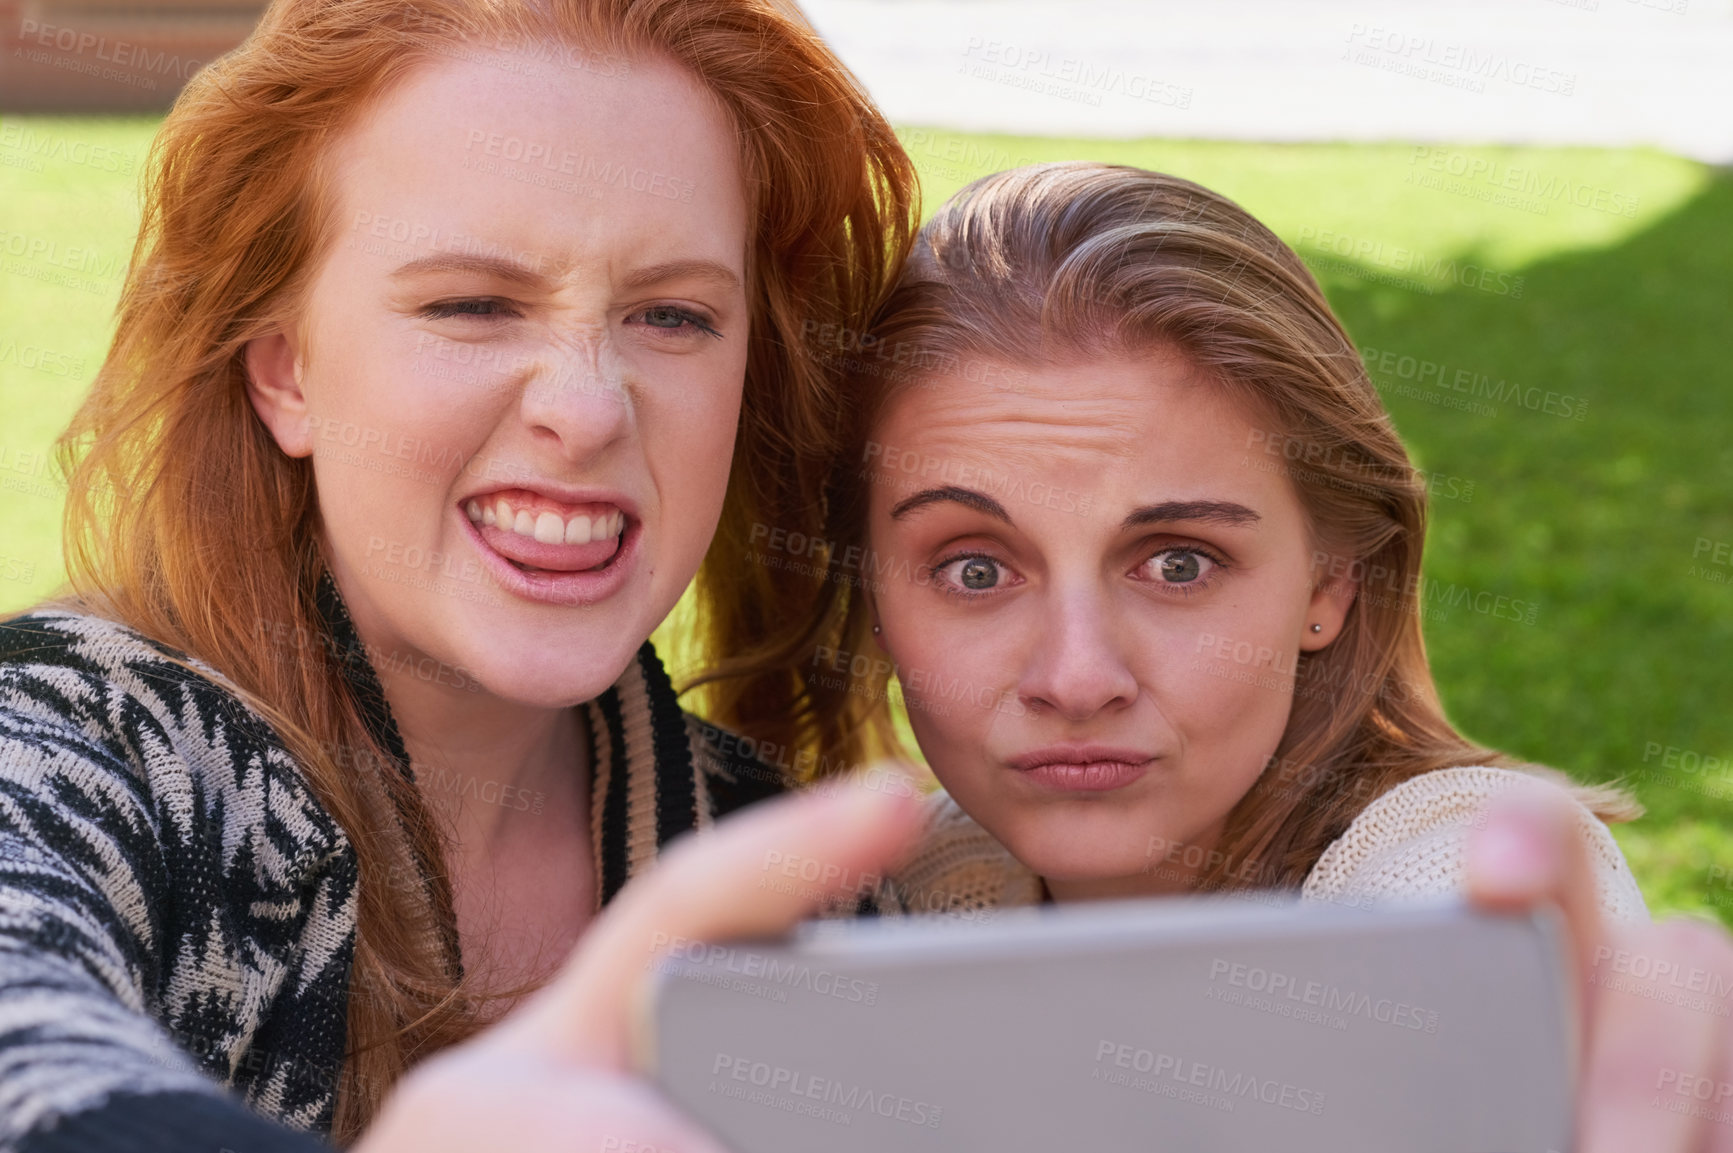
[[890, 766, 1650, 922]]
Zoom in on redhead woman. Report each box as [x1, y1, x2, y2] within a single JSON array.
[[748, 162, 1733, 1150], [0, 0, 914, 1148]]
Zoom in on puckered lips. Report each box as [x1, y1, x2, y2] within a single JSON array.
[[459, 485, 640, 606], [1004, 744, 1157, 793]]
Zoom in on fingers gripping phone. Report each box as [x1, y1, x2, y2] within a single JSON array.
[[640, 897, 1574, 1153]]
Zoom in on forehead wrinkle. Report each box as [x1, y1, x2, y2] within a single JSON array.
[[908, 405, 1142, 468], [899, 372, 1147, 425]]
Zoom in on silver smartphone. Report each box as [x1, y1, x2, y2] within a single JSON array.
[[642, 896, 1574, 1153]]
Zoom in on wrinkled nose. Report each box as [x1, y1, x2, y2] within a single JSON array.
[[517, 324, 633, 462]]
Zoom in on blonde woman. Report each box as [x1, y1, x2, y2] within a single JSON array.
[[738, 162, 1733, 1149], [764, 162, 1640, 914]]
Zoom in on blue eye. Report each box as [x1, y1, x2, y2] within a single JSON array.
[[633, 305, 722, 339]]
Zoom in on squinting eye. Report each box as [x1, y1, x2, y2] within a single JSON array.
[[421, 298, 516, 320], [633, 305, 722, 339], [641, 306, 689, 328]]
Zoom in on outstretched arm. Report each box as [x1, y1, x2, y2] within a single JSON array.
[[353, 778, 923, 1153]]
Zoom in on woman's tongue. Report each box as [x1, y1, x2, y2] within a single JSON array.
[[470, 497, 624, 573]]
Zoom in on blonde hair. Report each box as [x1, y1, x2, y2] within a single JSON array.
[[51, 0, 915, 1138], [726, 161, 1633, 886]]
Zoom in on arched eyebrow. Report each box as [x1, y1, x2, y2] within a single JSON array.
[[889, 486, 1012, 523], [1121, 500, 1261, 529]]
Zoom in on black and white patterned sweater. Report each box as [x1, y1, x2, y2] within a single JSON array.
[[0, 596, 784, 1152]]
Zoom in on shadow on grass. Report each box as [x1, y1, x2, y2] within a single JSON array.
[[1308, 170, 1733, 920]]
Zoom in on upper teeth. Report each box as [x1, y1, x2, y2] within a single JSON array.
[[465, 498, 623, 544]]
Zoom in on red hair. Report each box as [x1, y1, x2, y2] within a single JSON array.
[[54, 0, 915, 1138]]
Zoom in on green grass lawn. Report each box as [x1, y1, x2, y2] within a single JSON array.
[[3, 117, 1728, 924]]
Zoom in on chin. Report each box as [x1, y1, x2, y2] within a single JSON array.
[[455, 621, 648, 708], [999, 811, 1157, 885], [1024, 846, 1155, 886]]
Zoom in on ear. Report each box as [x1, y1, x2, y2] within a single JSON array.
[[1301, 561, 1358, 651], [243, 330, 314, 458], [861, 587, 885, 648]]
